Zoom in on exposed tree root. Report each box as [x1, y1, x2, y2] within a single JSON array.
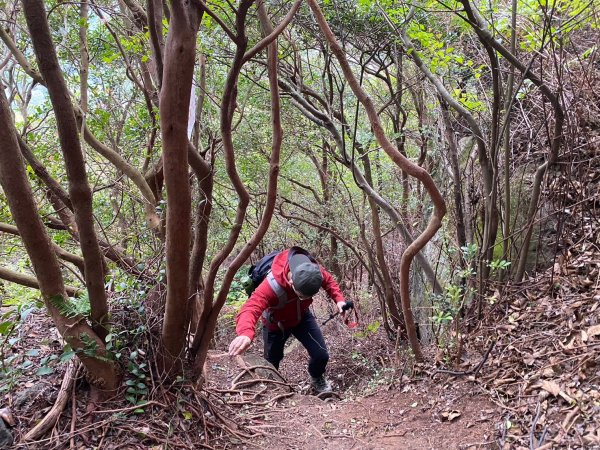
[[22, 360, 79, 442]]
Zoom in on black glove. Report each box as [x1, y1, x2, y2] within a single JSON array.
[[341, 300, 354, 312]]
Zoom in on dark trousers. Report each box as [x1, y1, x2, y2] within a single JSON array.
[[262, 311, 329, 378]]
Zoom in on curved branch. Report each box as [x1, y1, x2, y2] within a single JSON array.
[[279, 78, 442, 293], [284, 176, 324, 204], [20, 148, 144, 277], [79, 118, 159, 207], [308, 0, 446, 361], [242, 0, 302, 64], [0, 26, 45, 86], [17, 135, 73, 210], [192, 0, 237, 42], [279, 202, 370, 273]]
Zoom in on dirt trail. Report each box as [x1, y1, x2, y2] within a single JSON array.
[[205, 348, 499, 450], [254, 383, 496, 449]]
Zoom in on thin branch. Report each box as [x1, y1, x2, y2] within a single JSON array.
[[0, 266, 82, 297], [192, 0, 237, 42], [0, 26, 45, 86], [0, 222, 85, 272], [242, 0, 302, 64], [284, 176, 324, 204]]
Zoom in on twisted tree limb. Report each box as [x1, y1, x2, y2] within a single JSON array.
[[307, 0, 447, 360], [190, 0, 291, 375]]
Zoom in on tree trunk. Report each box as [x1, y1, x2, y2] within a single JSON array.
[[502, 0, 518, 272], [439, 98, 468, 253], [360, 149, 404, 332], [158, 0, 202, 375], [0, 84, 120, 391], [188, 146, 214, 333], [23, 0, 110, 340]]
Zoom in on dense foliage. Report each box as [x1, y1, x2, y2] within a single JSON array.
[[0, 0, 598, 406]]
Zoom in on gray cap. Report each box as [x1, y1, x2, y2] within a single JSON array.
[[289, 254, 323, 297]]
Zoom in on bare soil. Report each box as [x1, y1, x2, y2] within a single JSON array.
[[203, 303, 500, 450], [204, 351, 498, 450]]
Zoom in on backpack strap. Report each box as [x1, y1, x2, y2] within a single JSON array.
[[263, 272, 290, 333], [266, 271, 288, 308], [263, 253, 312, 329]]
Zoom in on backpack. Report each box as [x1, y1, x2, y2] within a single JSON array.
[[246, 250, 280, 294], [242, 247, 312, 297], [242, 247, 318, 332]]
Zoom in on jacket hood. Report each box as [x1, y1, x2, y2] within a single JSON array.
[[270, 249, 292, 288]]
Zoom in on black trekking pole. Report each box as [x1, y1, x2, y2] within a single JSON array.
[[321, 300, 354, 326]]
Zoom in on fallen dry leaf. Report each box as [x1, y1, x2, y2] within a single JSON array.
[[582, 329, 589, 342], [539, 380, 561, 396], [441, 410, 462, 421], [0, 407, 16, 427], [587, 324, 600, 338]]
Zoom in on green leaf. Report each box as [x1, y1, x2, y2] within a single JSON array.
[[182, 411, 193, 420], [21, 359, 33, 369], [60, 349, 75, 363], [36, 366, 54, 376], [0, 321, 13, 335]]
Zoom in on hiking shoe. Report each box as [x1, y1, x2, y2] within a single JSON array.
[[311, 375, 332, 393]]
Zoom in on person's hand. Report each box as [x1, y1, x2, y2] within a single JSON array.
[[337, 301, 347, 315], [228, 335, 251, 356]]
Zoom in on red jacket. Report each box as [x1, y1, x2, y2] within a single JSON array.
[[235, 249, 345, 340]]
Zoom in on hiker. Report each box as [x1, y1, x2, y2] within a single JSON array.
[[228, 247, 348, 393]]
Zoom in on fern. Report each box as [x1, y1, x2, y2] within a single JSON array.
[[48, 294, 90, 319]]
